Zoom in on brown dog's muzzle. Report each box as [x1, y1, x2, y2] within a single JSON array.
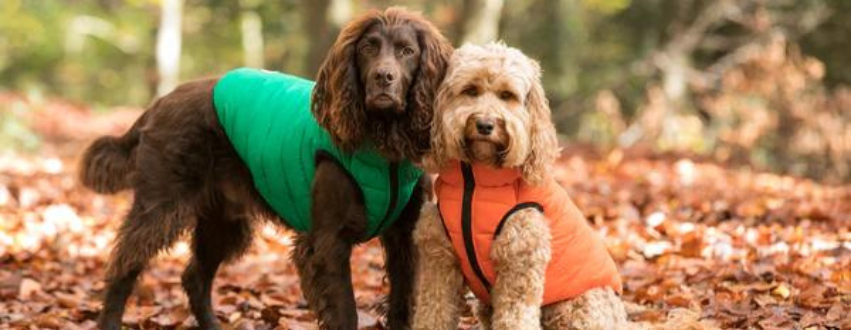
[[366, 59, 406, 114], [372, 64, 399, 86]]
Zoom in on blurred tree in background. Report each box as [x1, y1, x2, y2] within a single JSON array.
[[1, 0, 849, 181]]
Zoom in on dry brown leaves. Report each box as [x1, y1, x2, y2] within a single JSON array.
[[555, 148, 850, 330], [1, 105, 849, 329], [0, 152, 393, 329]]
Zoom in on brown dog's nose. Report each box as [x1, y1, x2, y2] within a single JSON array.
[[374, 67, 396, 84], [476, 118, 495, 136]]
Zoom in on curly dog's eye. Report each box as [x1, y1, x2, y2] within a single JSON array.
[[499, 91, 516, 101], [462, 86, 479, 97]]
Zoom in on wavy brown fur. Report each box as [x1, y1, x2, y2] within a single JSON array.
[[80, 7, 451, 330], [78, 111, 147, 193], [312, 7, 453, 161]]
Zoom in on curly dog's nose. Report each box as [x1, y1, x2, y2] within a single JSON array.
[[476, 118, 495, 135]]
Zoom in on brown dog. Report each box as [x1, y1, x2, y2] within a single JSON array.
[[79, 8, 451, 330]]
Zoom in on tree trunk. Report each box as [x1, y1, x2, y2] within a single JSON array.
[[240, 0, 264, 68], [457, 0, 504, 44], [659, 49, 690, 109], [155, 0, 183, 96], [303, 0, 352, 75]]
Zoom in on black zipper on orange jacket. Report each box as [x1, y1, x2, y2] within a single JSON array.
[[461, 163, 491, 289]]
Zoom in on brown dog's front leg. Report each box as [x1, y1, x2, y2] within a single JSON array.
[[380, 178, 426, 330], [294, 159, 367, 330]]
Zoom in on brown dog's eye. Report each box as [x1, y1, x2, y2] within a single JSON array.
[[499, 91, 516, 101], [360, 44, 376, 55], [400, 46, 416, 57], [462, 86, 479, 97]]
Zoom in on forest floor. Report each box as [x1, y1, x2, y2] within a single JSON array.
[[1, 95, 849, 329]]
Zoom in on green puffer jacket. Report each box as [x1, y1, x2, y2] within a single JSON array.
[[213, 68, 423, 238]]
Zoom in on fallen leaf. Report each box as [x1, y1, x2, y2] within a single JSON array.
[[771, 283, 791, 299], [19, 278, 42, 300]]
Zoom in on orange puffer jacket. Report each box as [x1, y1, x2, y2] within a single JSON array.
[[435, 161, 622, 305]]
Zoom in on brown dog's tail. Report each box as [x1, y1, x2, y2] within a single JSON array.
[[79, 112, 146, 194]]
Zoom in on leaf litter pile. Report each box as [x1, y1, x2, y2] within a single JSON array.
[[0, 101, 849, 329]]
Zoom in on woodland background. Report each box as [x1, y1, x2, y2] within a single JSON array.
[[3, 0, 851, 181], [0, 0, 849, 329]]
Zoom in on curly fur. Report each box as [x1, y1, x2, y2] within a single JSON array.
[[424, 42, 559, 185], [313, 7, 453, 161], [489, 208, 551, 330], [413, 42, 716, 330], [475, 302, 494, 330], [411, 203, 467, 330], [541, 287, 629, 330]]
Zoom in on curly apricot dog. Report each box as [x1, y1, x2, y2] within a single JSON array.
[[411, 43, 714, 330]]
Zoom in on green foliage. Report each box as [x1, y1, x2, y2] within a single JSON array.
[[0, 0, 156, 106], [1, 0, 849, 180], [0, 102, 40, 153], [0, 0, 307, 107], [581, 0, 630, 14]]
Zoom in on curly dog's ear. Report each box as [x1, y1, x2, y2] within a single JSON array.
[[312, 10, 380, 151], [421, 79, 454, 173], [522, 61, 560, 185]]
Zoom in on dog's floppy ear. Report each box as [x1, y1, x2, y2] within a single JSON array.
[[421, 78, 454, 173], [522, 61, 560, 185], [394, 8, 453, 153], [312, 10, 380, 151]]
